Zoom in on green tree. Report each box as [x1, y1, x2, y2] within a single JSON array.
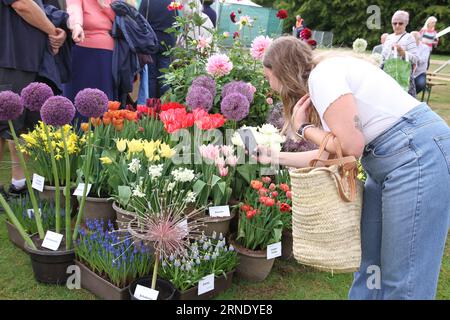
[[253, 0, 450, 53]]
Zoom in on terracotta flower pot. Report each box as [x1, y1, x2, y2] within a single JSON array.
[[82, 197, 116, 227], [112, 202, 135, 231], [5, 220, 36, 251], [25, 235, 75, 285], [129, 277, 176, 300], [75, 260, 130, 300], [175, 271, 235, 300], [38, 185, 78, 214], [229, 235, 275, 282], [197, 210, 236, 238], [281, 229, 293, 260]]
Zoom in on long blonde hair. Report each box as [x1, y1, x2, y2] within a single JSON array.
[[263, 36, 376, 134], [423, 16, 437, 30]]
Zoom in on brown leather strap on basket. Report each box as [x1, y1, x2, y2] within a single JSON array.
[[309, 133, 358, 202]]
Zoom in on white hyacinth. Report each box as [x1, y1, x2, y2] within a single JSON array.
[[148, 164, 164, 179], [172, 168, 195, 183]]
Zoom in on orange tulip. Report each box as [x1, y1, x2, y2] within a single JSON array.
[[103, 116, 112, 125], [91, 117, 102, 127], [80, 122, 89, 132], [124, 111, 137, 121], [108, 101, 121, 111], [115, 123, 124, 131]]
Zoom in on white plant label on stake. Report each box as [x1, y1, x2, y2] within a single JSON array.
[[209, 205, 230, 218], [41, 230, 63, 251], [179, 219, 189, 237], [198, 274, 215, 295], [134, 284, 159, 300], [32, 174, 45, 192], [27, 208, 42, 219], [73, 183, 92, 197], [267, 242, 282, 260]]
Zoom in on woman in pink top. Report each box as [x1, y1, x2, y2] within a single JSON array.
[[63, 0, 116, 121]]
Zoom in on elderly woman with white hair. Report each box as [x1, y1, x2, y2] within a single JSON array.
[[381, 10, 418, 96]]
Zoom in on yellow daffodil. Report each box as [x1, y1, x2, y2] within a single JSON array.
[[116, 139, 127, 152]]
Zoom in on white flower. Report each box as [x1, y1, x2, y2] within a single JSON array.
[[128, 158, 141, 174], [172, 168, 195, 183], [132, 185, 145, 198], [231, 131, 244, 147], [185, 191, 197, 203], [259, 124, 279, 136], [167, 182, 176, 191], [148, 164, 163, 179], [353, 38, 368, 53], [236, 15, 254, 30]]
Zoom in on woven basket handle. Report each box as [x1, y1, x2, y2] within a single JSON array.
[[309, 133, 358, 202]]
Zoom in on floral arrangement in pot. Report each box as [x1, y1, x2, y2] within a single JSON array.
[[230, 176, 290, 282], [126, 179, 206, 300], [0, 85, 107, 285], [74, 219, 153, 300], [159, 231, 238, 300]]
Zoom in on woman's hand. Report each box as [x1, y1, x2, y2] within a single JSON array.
[[254, 145, 280, 165], [393, 44, 406, 58], [71, 24, 85, 43], [292, 94, 312, 132]]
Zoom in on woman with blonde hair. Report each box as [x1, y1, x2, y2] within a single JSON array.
[[259, 36, 450, 299], [64, 0, 116, 120], [420, 16, 439, 51]]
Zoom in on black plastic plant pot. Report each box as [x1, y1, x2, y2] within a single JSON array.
[[129, 277, 176, 300], [24, 237, 75, 285]]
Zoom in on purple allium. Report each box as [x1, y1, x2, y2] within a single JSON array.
[[20, 82, 54, 112], [74, 88, 108, 118], [221, 81, 254, 104], [266, 102, 285, 130], [0, 91, 24, 121], [186, 85, 214, 111], [40, 96, 75, 126], [191, 76, 216, 97], [220, 93, 249, 121]]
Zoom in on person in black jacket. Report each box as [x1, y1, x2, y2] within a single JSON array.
[[202, 0, 216, 28], [139, 0, 176, 99]]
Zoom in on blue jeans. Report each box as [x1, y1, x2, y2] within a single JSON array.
[[415, 73, 427, 94], [349, 103, 450, 300]]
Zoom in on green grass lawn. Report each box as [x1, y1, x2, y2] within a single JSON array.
[[0, 55, 449, 300]]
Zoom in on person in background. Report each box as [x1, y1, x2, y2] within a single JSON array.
[[64, 0, 115, 121], [139, 0, 176, 99], [202, 0, 216, 28], [411, 31, 430, 95], [420, 16, 439, 52], [295, 15, 305, 38], [382, 10, 418, 97], [372, 33, 388, 55], [0, 0, 66, 197]]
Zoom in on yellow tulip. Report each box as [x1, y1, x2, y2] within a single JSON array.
[[127, 139, 144, 154], [100, 157, 113, 165], [160, 143, 175, 158], [116, 139, 127, 152]]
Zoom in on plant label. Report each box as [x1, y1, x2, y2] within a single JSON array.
[[198, 273, 215, 295], [73, 183, 92, 197], [41, 231, 63, 251], [134, 284, 159, 300], [32, 174, 45, 192], [267, 242, 282, 260], [209, 205, 230, 218], [27, 208, 42, 219]]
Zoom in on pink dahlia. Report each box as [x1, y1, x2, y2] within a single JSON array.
[[206, 54, 233, 78], [250, 36, 273, 60]]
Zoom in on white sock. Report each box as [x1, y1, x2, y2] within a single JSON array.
[[11, 178, 26, 189]]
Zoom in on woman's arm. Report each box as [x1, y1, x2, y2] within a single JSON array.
[[257, 148, 326, 168]]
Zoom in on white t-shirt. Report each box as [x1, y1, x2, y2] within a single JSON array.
[[308, 56, 421, 144]]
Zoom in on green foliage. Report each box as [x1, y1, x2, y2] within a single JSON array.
[[254, 0, 450, 54]]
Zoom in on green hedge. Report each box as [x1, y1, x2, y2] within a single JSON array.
[[253, 0, 450, 54]]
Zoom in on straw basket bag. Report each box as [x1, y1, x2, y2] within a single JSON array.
[[290, 133, 363, 273]]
